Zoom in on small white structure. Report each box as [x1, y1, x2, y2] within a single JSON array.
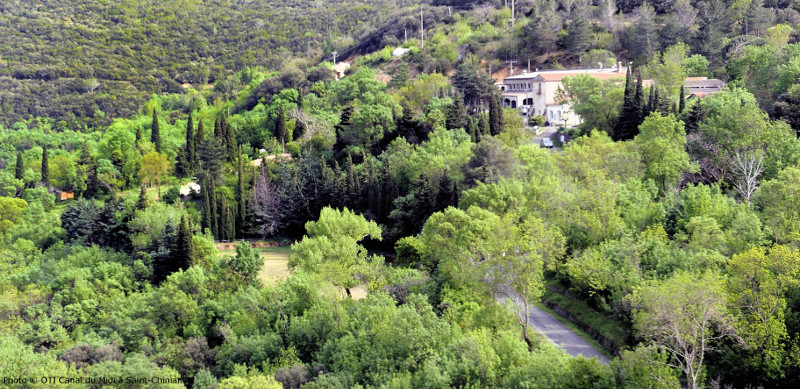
[[179, 182, 201, 196], [392, 47, 410, 57]]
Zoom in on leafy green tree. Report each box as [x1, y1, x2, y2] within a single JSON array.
[[289, 207, 383, 296], [151, 109, 162, 153], [684, 54, 710, 77], [139, 152, 171, 200], [642, 43, 689, 97], [632, 271, 737, 389], [755, 166, 800, 243], [0, 196, 27, 235], [697, 88, 796, 203], [635, 113, 694, 196], [728, 246, 800, 383], [227, 241, 264, 283], [557, 74, 625, 135]]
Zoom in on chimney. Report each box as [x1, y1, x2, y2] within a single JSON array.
[[617, 61, 623, 73]]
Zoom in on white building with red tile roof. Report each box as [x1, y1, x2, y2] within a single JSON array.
[[495, 63, 627, 126]]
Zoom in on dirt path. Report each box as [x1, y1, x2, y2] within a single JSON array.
[[528, 305, 610, 365]]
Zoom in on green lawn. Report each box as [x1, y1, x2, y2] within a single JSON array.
[[218, 244, 292, 285]]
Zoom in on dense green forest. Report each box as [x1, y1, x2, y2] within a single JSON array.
[[4, 0, 800, 388]]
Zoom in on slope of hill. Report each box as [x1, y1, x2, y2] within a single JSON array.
[[0, 0, 426, 129]]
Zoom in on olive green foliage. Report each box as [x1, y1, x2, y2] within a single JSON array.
[[3, 3, 800, 388]]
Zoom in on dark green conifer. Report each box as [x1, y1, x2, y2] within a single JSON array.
[[274, 103, 289, 145], [219, 196, 234, 241], [679, 85, 686, 114], [478, 113, 490, 136], [333, 160, 346, 208], [195, 119, 205, 151], [237, 151, 246, 238], [633, 76, 645, 125], [614, 67, 638, 141], [173, 215, 195, 271], [434, 172, 456, 212], [41, 145, 49, 186], [151, 110, 162, 153], [15, 151, 23, 181], [202, 178, 212, 232], [381, 159, 398, 222], [186, 113, 195, 173], [344, 153, 359, 206], [489, 94, 504, 136], [135, 126, 143, 154], [446, 93, 468, 130], [137, 184, 149, 210], [209, 179, 218, 239], [225, 119, 237, 162]]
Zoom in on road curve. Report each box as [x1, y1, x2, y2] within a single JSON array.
[[528, 305, 610, 365]]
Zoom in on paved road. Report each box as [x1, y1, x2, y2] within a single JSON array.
[[528, 305, 610, 365]]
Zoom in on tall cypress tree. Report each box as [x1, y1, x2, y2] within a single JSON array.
[[15, 151, 24, 181], [209, 179, 218, 239], [186, 113, 196, 173], [137, 184, 149, 210], [195, 119, 205, 152], [489, 94, 504, 136], [648, 86, 657, 114], [237, 151, 246, 238], [135, 126, 143, 154], [41, 145, 49, 187], [333, 105, 353, 156], [173, 215, 195, 272], [381, 159, 398, 222], [614, 67, 638, 141], [218, 196, 234, 241], [344, 153, 359, 208], [478, 113, 490, 137], [202, 178, 212, 232], [214, 116, 223, 140], [151, 110, 162, 153], [320, 157, 336, 207], [275, 104, 288, 145], [333, 160, 346, 209], [679, 85, 686, 114], [225, 118, 237, 162], [634, 76, 645, 126], [363, 155, 381, 216]]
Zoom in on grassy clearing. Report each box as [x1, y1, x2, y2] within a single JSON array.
[[255, 246, 292, 285], [217, 243, 368, 299], [218, 244, 292, 286]]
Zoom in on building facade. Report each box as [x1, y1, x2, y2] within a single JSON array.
[[496, 63, 627, 127]]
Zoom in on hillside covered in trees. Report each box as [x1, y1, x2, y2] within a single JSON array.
[[3, 0, 800, 388]]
